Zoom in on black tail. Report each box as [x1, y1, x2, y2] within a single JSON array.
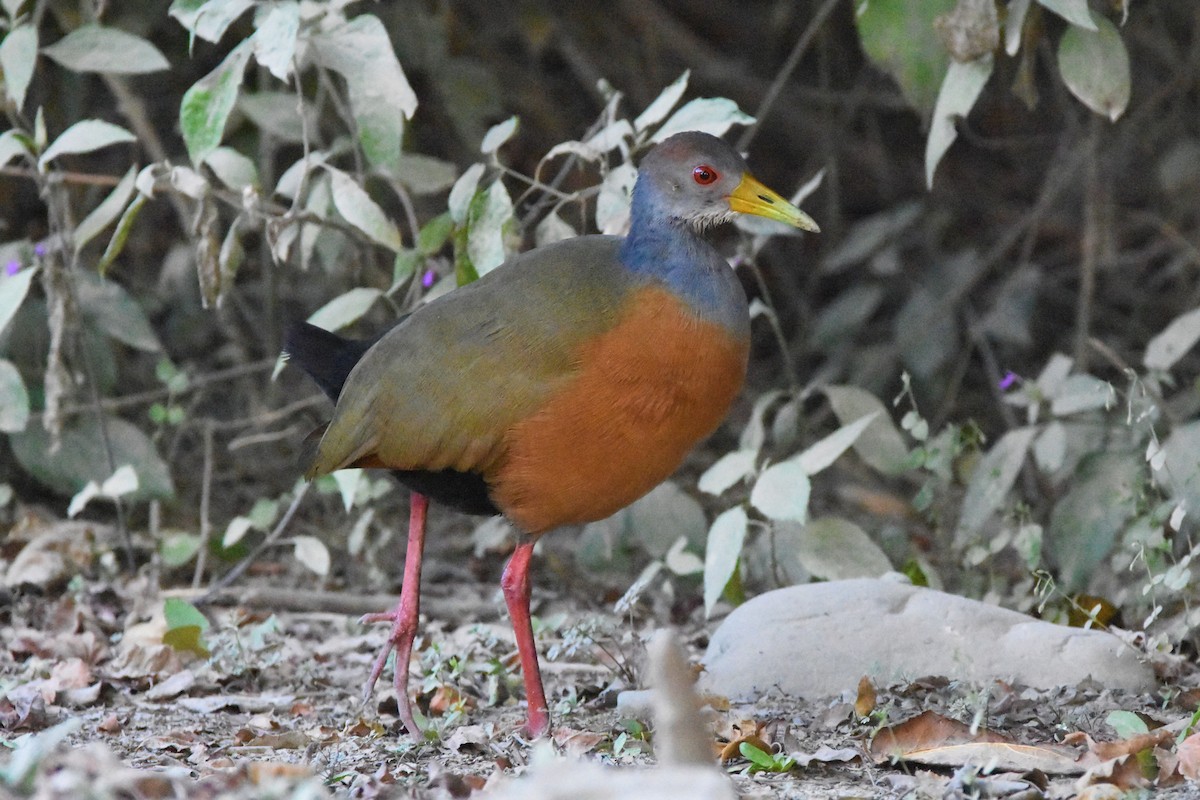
[[283, 322, 384, 402]]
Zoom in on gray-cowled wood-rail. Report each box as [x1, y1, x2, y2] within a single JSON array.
[[285, 131, 818, 738]]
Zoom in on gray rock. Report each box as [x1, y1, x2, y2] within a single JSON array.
[[701, 578, 1155, 700]]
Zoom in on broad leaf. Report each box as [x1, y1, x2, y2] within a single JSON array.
[[179, 39, 253, 165], [795, 412, 880, 476], [699, 449, 757, 496], [957, 426, 1036, 540], [1038, 0, 1098, 30], [39, 119, 135, 170], [0, 359, 29, 433], [795, 517, 892, 579], [466, 179, 513, 275], [169, 0, 254, 44], [634, 70, 690, 131], [1057, 13, 1129, 121], [327, 168, 403, 251], [926, 55, 993, 187], [750, 461, 812, 523], [855, 0, 955, 116], [310, 15, 416, 173], [481, 116, 518, 155], [703, 506, 748, 617], [306, 287, 383, 332], [0, 129, 33, 167], [293, 535, 330, 576], [41, 25, 168, 74], [1047, 451, 1140, 592], [0, 265, 37, 335], [0, 25, 37, 110], [203, 146, 258, 191], [251, 0, 299, 81], [76, 270, 162, 352], [595, 162, 637, 235], [1144, 307, 1200, 372], [823, 385, 910, 474], [10, 415, 175, 501], [74, 166, 137, 253], [651, 97, 754, 143]]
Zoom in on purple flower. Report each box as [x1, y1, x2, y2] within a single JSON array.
[[4, 260, 18, 277], [421, 268, 436, 289], [33, 243, 46, 257], [998, 371, 1020, 391]]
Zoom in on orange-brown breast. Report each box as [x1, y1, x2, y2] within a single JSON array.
[[489, 285, 749, 535]]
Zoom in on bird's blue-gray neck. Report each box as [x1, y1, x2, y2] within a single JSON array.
[[619, 179, 749, 338]]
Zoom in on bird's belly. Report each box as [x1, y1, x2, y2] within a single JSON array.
[[491, 286, 748, 534]]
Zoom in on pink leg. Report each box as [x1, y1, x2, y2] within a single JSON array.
[[500, 540, 550, 738], [360, 491, 428, 738]]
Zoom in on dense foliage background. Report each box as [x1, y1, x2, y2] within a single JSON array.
[[2, 0, 1198, 662]]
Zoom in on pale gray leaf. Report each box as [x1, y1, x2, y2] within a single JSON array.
[[703, 506, 747, 617], [74, 166, 137, 253], [0, 25, 37, 110], [328, 168, 403, 251], [823, 385, 911, 474], [251, 0, 299, 81], [1057, 13, 1129, 121], [957, 426, 1036, 540], [634, 69, 690, 131], [0, 358, 29, 433], [925, 54, 993, 187], [750, 461, 811, 523], [698, 449, 757, 496], [795, 517, 892, 580], [41, 25, 168, 74], [1144, 306, 1200, 371], [794, 412, 879, 476], [652, 97, 754, 143], [39, 119, 135, 169], [306, 287, 383, 332]]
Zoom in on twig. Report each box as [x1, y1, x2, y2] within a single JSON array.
[[1073, 115, 1103, 371], [197, 481, 311, 603], [193, 420, 214, 589], [736, 0, 840, 152]]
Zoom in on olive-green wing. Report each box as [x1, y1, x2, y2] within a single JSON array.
[[306, 236, 631, 479]]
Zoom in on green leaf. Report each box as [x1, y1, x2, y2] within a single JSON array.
[[1105, 710, 1149, 739], [750, 461, 811, 523], [10, 414, 175, 501], [38, 119, 135, 170], [41, 24, 168, 74], [159, 532, 201, 567], [794, 412, 879, 476], [327, 168, 403, 251], [75, 270, 161, 352], [74, 166, 137, 253], [307, 287, 383, 332], [179, 39, 253, 165], [651, 97, 754, 143], [795, 517, 892, 579], [1038, 0, 1098, 30], [1057, 13, 1130, 122], [309, 15, 416, 172], [1046, 451, 1141, 592], [162, 597, 210, 656], [169, 0, 254, 44], [925, 54, 993, 188], [855, 0, 955, 116], [97, 194, 146, 275], [704, 506, 748, 617], [466, 179, 513, 275], [251, 0, 299, 81], [0, 129, 33, 167], [396, 153, 458, 195], [0, 264, 38, 336], [0, 24, 37, 111], [418, 212, 454, 255], [634, 70, 690, 131], [957, 426, 1036, 541], [0, 359, 29, 433], [823, 385, 910, 474]]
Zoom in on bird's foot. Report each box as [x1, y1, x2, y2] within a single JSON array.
[[359, 605, 422, 739]]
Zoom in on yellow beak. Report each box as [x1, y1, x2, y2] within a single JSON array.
[[727, 173, 820, 233]]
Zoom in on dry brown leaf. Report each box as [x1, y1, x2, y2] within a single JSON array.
[[1176, 731, 1200, 780], [552, 727, 606, 758], [244, 730, 311, 749], [429, 684, 474, 715], [870, 710, 1082, 774], [854, 676, 877, 717], [245, 761, 316, 783], [792, 745, 862, 767]]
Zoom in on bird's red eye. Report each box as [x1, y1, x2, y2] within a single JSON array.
[[692, 165, 719, 185]]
